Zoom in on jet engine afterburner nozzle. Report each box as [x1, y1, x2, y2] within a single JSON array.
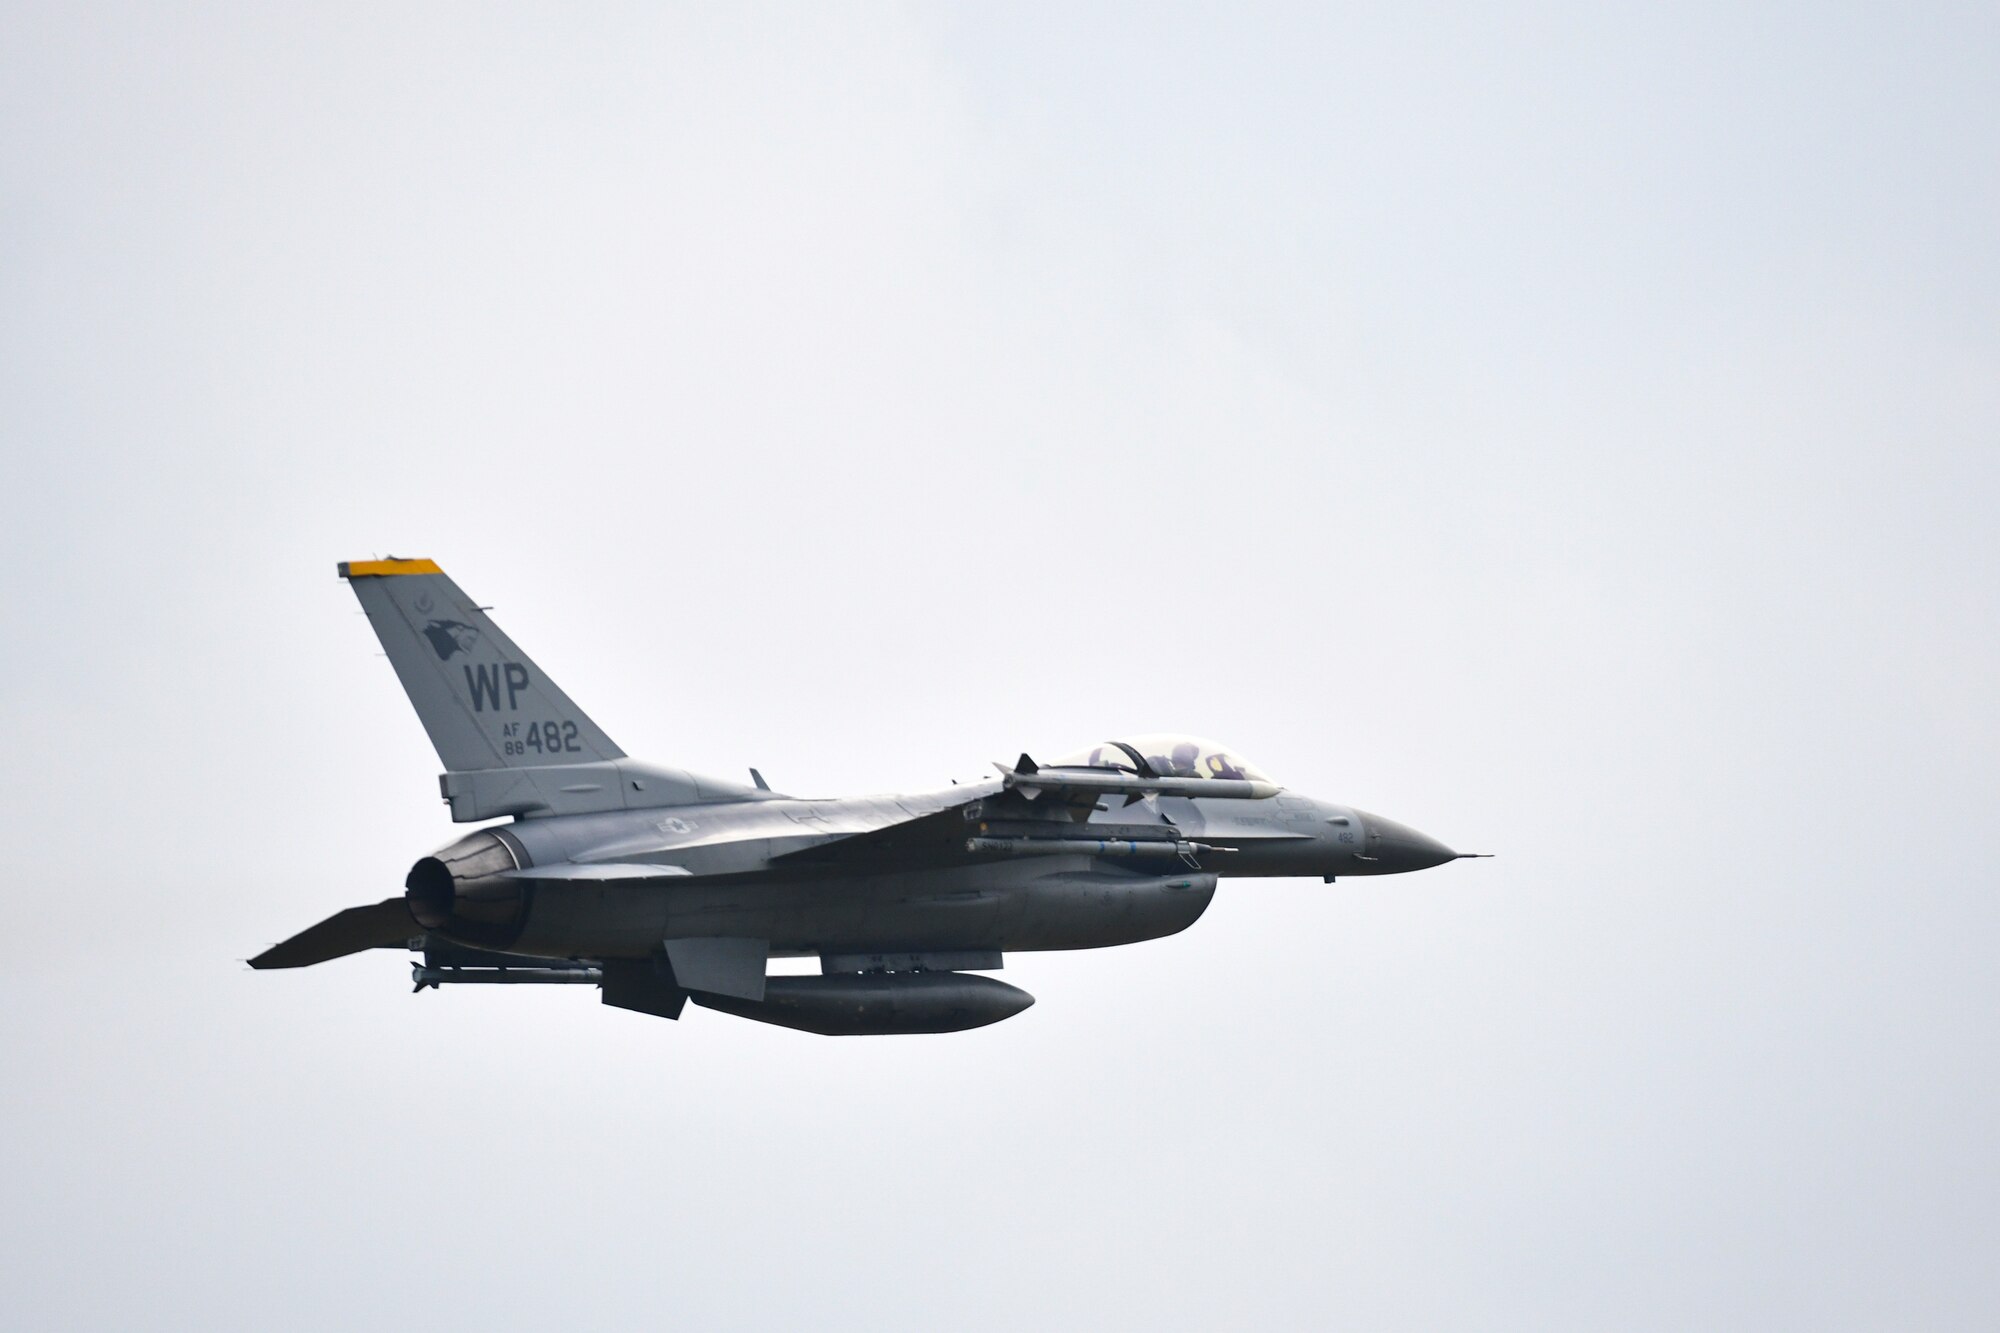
[[404, 857, 454, 929], [404, 829, 529, 950]]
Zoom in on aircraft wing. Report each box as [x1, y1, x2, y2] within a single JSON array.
[[771, 769, 1307, 873], [770, 794, 997, 868]]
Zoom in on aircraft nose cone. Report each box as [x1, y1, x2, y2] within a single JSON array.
[[1354, 810, 1458, 873]]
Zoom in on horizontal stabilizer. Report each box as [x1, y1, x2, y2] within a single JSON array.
[[249, 898, 416, 970]]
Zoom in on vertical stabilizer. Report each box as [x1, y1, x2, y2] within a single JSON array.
[[339, 558, 624, 772]]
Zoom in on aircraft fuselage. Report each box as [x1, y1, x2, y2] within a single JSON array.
[[409, 782, 1457, 963]]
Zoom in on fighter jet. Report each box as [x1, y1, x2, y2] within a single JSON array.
[[250, 559, 1482, 1035]]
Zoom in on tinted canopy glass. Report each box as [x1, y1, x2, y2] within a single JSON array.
[[1049, 734, 1274, 784]]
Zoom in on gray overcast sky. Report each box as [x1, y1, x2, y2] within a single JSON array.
[[3, 3, 1996, 1328]]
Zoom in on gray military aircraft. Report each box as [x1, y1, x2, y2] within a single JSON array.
[[251, 559, 1482, 1035]]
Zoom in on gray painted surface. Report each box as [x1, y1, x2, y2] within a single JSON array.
[[346, 565, 626, 772], [253, 562, 1468, 1036], [9, 6, 1993, 1324]]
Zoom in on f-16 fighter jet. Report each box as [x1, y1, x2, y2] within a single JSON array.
[[250, 559, 1483, 1035]]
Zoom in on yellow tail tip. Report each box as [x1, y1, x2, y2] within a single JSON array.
[[338, 558, 442, 579]]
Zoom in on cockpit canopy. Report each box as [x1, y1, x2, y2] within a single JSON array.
[[1048, 734, 1276, 785]]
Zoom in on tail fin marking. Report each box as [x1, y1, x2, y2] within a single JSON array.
[[339, 559, 624, 773]]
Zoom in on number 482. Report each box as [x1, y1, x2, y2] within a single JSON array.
[[504, 720, 580, 755]]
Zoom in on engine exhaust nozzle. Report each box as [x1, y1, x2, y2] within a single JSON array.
[[404, 830, 529, 949]]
